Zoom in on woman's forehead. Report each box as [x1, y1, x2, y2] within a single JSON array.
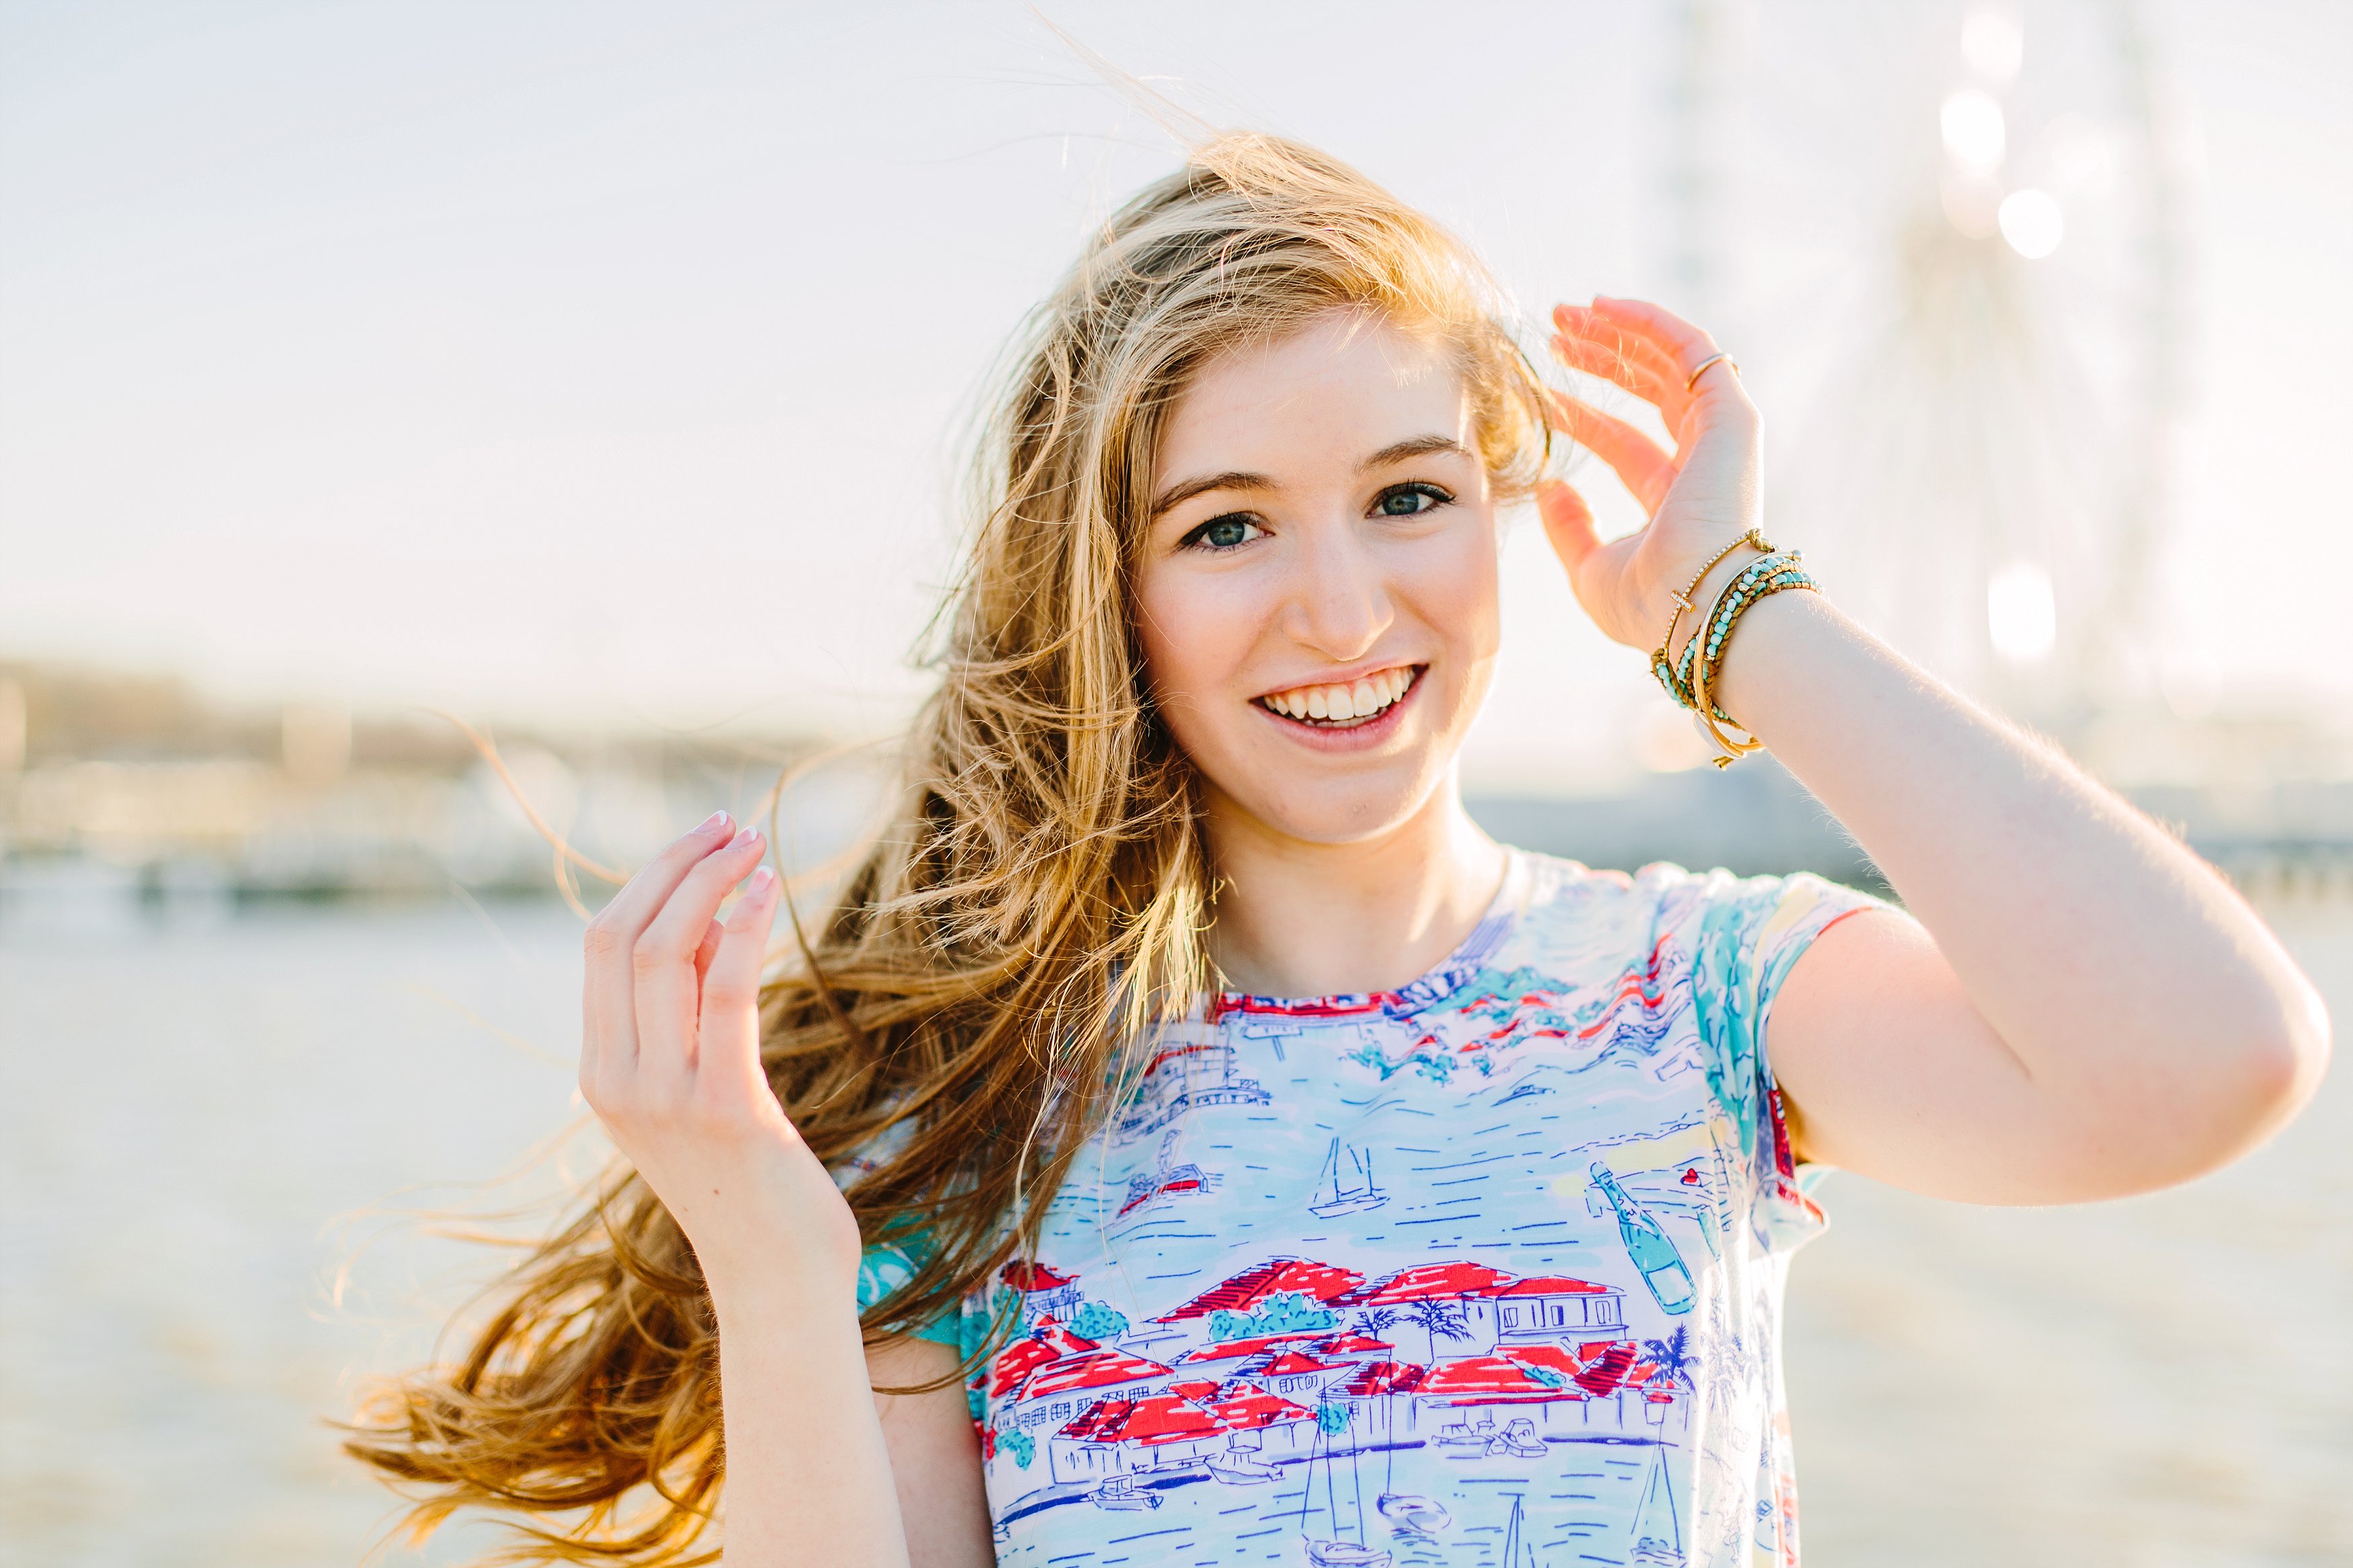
[[1156, 315, 1472, 482]]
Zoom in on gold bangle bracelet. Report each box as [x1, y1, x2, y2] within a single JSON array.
[[1690, 571, 1817, 768], [1653, 528, 1771, 676]]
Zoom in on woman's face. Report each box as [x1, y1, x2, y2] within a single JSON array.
[[1134, 310, 1503, 847]]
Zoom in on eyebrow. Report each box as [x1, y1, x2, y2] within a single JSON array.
[[1149, 469, 1275, 520], [1148, 434, 1472, 520], [1361, 434, 1474, 469]]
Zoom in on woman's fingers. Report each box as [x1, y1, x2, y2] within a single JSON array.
[[581, 811, 735, 1088], [1546, 390, 1679, 513], [692, 917, 725, 1006], [1554, 303, 1685, 397], [1588, 296, 1725, 385], [633, 827, 768, 1077], [1536, 481, 1601, 575], [697, 865, 784, 1105], [590, 811, 735, 945], [1550, 330, 1674, 408]]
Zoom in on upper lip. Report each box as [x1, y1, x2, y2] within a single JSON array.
[[1254, 659, 1424, 702]]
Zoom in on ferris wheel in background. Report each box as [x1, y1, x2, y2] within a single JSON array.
[[1667, 0, 2200, 732]]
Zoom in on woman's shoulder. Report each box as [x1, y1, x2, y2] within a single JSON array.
[[1504, 845, 1884, 943]]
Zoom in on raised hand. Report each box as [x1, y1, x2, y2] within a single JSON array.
[[577, 813, 861, 1307], [1537, 296, 1765, 653]]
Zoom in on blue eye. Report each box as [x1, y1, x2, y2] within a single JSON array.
[[1185, 514, 1263, 551], [1375, 483, 1452, 517]]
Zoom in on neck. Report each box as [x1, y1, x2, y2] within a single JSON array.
[[1199, 773, 1509, 999]]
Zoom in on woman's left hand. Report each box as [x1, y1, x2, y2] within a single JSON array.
[[1537, 296, 1764, 653]]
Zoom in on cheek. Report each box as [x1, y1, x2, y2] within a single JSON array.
[[1133, 569, 1259, 714], [1410, 522, 1505, 665]]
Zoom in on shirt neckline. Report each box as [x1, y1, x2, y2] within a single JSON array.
[[1209, 847, 1532, 1020]]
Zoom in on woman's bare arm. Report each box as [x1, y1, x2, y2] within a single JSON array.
[[1540, 296, 2329, 1206], [866, 1337, 996, 1567], [577, 815, 938, 1564], [1714, 590, 2324, 1202], [707, 1286, 918, 1565]]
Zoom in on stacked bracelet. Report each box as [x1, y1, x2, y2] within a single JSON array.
[[1677, 554, 1812, 709], [1648, 546, 1819, 769], [1692, 559, 1815, 767], [1650, 528, 1771, 700]]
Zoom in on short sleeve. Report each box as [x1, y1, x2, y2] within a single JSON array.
[[1674, 866, 1889, 1252], [829, 1114, 963, 1350], [853, 1233, 963, 1349]]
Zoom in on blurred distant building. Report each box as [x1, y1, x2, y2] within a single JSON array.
[[0, 661, 874, 923]]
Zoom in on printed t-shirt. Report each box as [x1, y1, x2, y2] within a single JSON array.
[[841, 850, 1885, 1567]]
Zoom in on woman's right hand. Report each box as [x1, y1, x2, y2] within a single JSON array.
[[578, 813, 862, 1310]]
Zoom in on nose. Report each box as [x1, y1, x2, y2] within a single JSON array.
[[1283, 511, 1393, 663]]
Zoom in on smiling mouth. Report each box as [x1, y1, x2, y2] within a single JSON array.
[[1255, 665, 1423, 727]]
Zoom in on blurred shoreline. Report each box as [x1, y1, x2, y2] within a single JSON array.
[[7, 661, 2353, 929]]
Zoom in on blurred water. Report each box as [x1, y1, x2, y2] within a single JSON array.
[[0, 896, 2346, 1567]]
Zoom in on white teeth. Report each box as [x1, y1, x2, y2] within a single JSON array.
[[1262, 667, 1416, 725]]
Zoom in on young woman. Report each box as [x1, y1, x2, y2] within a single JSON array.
[[351, 135, 2328, 1568]]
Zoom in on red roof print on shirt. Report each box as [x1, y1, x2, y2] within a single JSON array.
[[1199, 1380, 1317, 1432], [998, 1260, 1078, 1293], [1174, 1330, 1330, 1363], [1494, 1274, 1613, 1297], [1232, 1350, 1343, 1378], [1151, 1256, 1364, 1321], [1337, 1260, 1620, 1306], [1017, 1348, 1176, 1401], [1413, 1342, 1643, 1404], [1571, 1342, 1641, 1395], [1336, 1260, 1516, 1305], [986, 1321, 1102, 1398], [1417, 1352, 1585, 1403], [1324, 1359, 1428, 1397], [1054, 1393, 1224, 1446]]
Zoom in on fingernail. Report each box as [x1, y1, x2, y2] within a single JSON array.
[[746, 866, 777, 896], [698, 811, 729, 835], [729, 827, 759, 850]]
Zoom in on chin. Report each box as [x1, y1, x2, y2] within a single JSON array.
[[1215, 754, 1457, 845]]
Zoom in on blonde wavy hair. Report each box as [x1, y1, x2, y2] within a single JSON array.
[[345, 130, 1552, 1565]]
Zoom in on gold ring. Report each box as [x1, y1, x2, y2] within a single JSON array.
[[1685, 352, 1739, 392]]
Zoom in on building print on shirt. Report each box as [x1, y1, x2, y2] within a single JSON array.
[[862, 856, 1876, 1566], [973, 1247, 1694, 1566]]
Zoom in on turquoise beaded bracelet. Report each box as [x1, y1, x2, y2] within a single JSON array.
[[1689, 558, 1819, 768], [1680, 558, 1813, 712], [1657, 550, 1808, 716]]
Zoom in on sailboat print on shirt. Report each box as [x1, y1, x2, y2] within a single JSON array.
[[1628, 1444, 1686, 1565], [1115, 1130, 1222, 1220], [1308, 1138, 1386, 1218], [1296, 1415, 1391, 1568]]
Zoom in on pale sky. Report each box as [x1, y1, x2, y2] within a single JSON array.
[[3, 1, 2346, 786]]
